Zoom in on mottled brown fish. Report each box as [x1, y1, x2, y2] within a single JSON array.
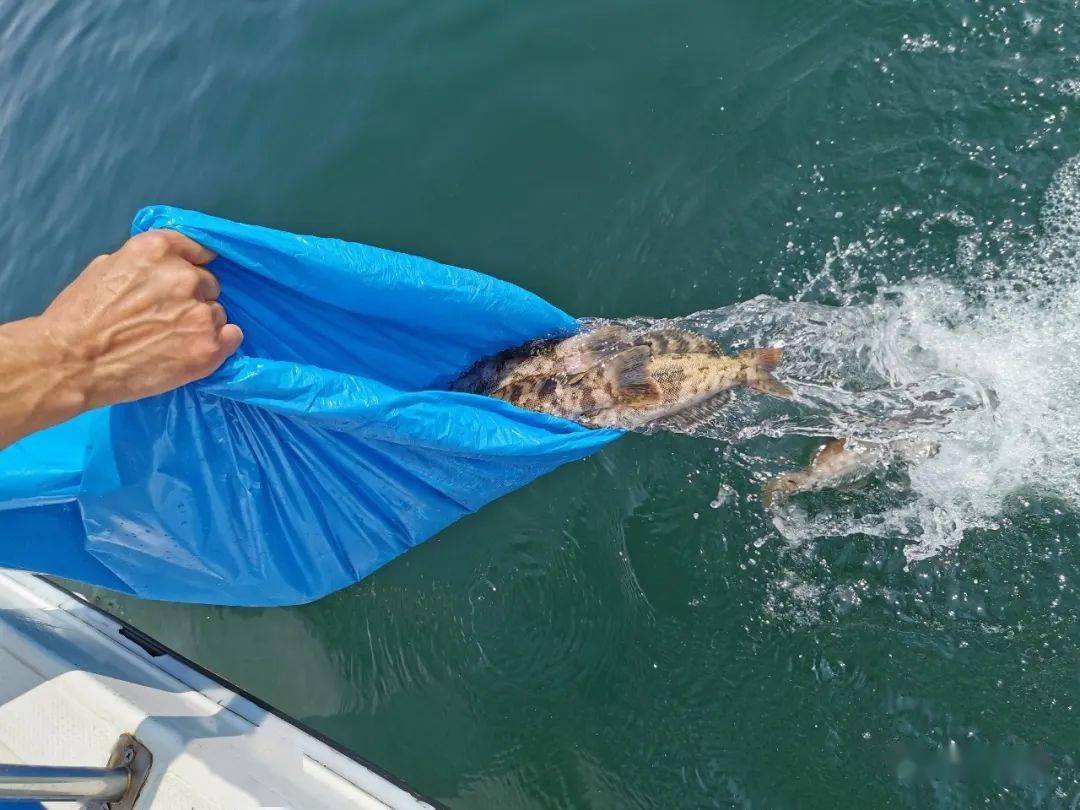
[[761, 439, 885, 508], [761, 436, 939, 507], [450, 324, 792, 430]]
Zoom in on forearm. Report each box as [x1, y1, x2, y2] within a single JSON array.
[[0, 230, 240, 451], [0, 315, 88, 450]]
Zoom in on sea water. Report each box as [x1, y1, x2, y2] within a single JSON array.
[[5, 0, 1080, 806], [613, 155, 1080, 564]]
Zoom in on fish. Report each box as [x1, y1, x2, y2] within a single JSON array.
[[450, 324, 792, 430], [761, 435, 939, 508]]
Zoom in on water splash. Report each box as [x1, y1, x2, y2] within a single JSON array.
[[608, 156, 1080, 562]]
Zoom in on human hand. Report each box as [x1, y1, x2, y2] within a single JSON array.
[[39, 229, 243, 410]]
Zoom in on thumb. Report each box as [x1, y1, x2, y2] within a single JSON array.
[[218, 323, 244, 358]]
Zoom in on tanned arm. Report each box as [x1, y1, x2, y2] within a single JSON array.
[[0, 229, 243, 450]]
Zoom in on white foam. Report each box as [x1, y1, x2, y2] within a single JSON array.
[[899, 33, 956, 54], [614, 156, 1080, 562], [1057, 78, 1080, 98]]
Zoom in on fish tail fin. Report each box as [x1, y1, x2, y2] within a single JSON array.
[[607, 346, 662, 405], [740, 346, 783, 371], [749, 373, 793, 399], [739, 347, 793, 398]]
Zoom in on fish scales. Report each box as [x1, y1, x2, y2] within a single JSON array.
[[450, 325, 790, 430]]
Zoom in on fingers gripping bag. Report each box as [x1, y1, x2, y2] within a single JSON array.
[[0, 207, 621, 605]]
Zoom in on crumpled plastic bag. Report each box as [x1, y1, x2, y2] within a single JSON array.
[[0, 207, 620, 605]]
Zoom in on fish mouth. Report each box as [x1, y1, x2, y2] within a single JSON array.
[[761, 475, 803, 509]]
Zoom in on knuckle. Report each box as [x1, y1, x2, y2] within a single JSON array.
[[129, 231, 172, 260], [172, 266, 202, 295], [191, 305, 214, 328], [186, 339, 221, 372], [184, 301, 217, 330], [200, 304, 221, 328], [81, 253, 113, 277]]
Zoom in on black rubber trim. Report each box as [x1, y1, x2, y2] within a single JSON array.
[[38, 575, 447, 809], [118, 625, 167, 657]]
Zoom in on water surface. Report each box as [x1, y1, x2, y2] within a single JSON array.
[[3, 1, 1080, 806]]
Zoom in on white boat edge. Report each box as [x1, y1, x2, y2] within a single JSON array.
[[0, 569, 440, 809]]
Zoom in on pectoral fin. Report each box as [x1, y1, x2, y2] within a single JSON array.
[[608, 346, 662, 405], [557, 325, 633, 374], [748, 375, 794, 398]]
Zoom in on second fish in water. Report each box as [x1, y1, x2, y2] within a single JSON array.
[[450, 324, 791, 430]]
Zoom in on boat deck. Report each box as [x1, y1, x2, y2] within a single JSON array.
[[0, 570, 434, 809]]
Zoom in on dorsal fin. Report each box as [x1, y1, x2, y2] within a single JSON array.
[[634, 329, 720, 355]]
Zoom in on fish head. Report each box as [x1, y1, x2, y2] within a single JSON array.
[[761, 472, 807, 509]]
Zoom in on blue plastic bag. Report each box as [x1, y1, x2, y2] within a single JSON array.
[[0, 208, 621, 605]]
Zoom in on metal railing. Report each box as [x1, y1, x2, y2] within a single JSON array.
[[0, 763, 130, 802], [0, 734, 150, 807]]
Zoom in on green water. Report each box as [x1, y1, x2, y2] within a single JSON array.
[[3, 1, 1080, 806]]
